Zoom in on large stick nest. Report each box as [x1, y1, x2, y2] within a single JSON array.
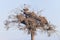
[[4, 6, 56, 36]]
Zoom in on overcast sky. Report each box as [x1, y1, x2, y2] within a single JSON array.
[[0, 0, 60, 40]]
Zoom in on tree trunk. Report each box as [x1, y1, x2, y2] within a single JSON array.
[[31, 30, 34, 40]]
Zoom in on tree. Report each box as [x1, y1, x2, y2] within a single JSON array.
[[4, 5, 56, 40]]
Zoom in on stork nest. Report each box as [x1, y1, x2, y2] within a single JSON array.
[[4, 7, 56, 36]]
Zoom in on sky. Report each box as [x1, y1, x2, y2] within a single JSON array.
[[0, 0, 60, 40]]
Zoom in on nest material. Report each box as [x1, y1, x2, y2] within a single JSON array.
[[4, 7, 56, 36]]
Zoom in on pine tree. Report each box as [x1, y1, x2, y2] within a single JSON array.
[[4, 5, 56, 40]]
